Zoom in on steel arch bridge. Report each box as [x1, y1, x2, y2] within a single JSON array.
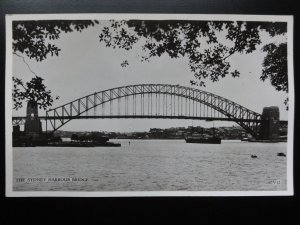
[[42, 84, 262, 138]]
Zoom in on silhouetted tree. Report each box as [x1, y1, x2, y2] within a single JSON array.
[[12, 19, 289, 111], [13, 20, 98, 61], [99, 20, 288, 94], [12, 76, 59, 110], [261, 42, 288, 92], [12, 20, 97, 110]]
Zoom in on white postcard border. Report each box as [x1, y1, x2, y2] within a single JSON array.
[[5, 13, 294, 197]]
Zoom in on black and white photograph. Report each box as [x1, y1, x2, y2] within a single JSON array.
[[5, 14, 294, 196]]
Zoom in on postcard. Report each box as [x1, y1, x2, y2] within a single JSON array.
[[6, 14, 294, 196]]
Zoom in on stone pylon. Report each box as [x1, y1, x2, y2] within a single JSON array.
[[259, 106, 280, 140], [24, 101, 42, 138]]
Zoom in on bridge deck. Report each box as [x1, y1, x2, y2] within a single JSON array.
[[13, 115, 264, 123]]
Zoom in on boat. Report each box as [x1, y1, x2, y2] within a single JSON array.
[[185, 134, 221, 144], [241, 137, 257, 142], [185, 126, 221, 144]]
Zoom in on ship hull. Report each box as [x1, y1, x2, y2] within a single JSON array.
[[185, 137, 221, 144]]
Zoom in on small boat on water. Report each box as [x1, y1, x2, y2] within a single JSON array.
[[185, 133, 221, 144]]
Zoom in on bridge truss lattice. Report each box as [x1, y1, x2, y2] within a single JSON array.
[[45, 84, 262, 138]]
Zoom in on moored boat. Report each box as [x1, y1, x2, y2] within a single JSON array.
[[185, 133, 221, 144]]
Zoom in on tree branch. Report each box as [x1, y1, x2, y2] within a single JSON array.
[[13, 52, 38, 77]]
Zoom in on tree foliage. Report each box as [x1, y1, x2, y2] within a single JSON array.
[[12, 20, 96, 110], [13, 20, 98, 61], [99, 20, 287, 92], [261, 42, 288, 92], [12, 76, 59, 110], [11, 19, 289, 111]]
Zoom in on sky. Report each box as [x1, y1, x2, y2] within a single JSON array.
[[12, 20, 289, 132]]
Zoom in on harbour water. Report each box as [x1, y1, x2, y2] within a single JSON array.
[[13, 139, 287, 191]]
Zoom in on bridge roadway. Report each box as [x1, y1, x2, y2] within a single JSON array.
[[12, 115, 262, 123]]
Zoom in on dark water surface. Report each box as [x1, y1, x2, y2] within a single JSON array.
[[13, 139, 287, 191]]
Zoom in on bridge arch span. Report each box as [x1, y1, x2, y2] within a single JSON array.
[[46, 84, 262, 138]]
